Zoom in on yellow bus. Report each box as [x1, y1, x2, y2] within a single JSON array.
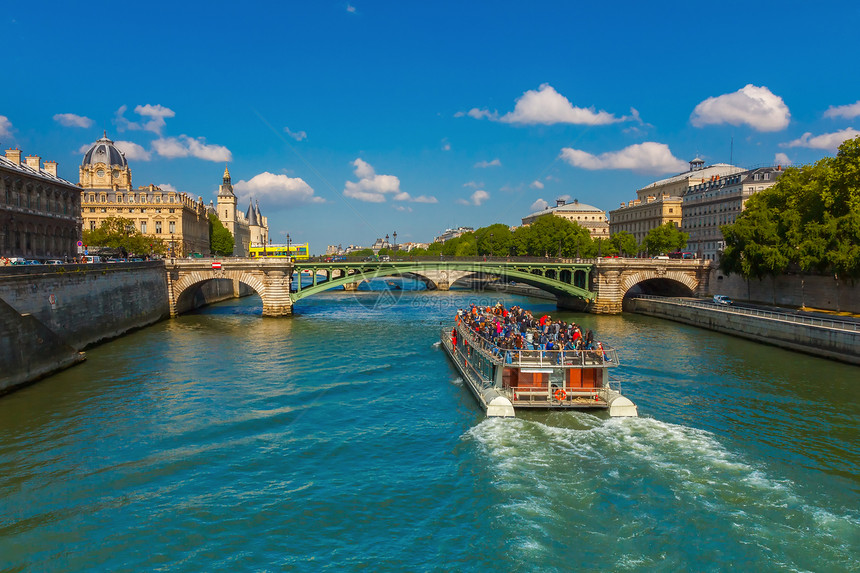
[[249, 243, 310, 260]]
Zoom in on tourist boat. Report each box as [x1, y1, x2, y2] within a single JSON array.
[[441, 316, 638, 418]]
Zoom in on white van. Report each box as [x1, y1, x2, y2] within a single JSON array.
[[81, 255, 102, 263]]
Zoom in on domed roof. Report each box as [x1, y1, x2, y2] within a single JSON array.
[[81, 132, 128, 168]]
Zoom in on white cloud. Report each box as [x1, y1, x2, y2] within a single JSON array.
[[152, 135, 232, 162], [114, 140, 152, 161], [691, 85, 790, 132], [0, 115, 13, 138], [530, 180, 544, 189], [823, 101, 860, 120], [455, 108, 498, 120], [115, 104, 176, 134], [559, 142, 687, 174], [474, 158, 502, 168], [158, 183, 178, 193], [782, 128, 860, 151], [495, 83, 620, 125], [343, 158, 402, 203], [457, 189, 490, 206], [284, 127, 307, 141], [234, 171, 323, 207], [413, 195, 438, 203], [394, 205, 412, 212], [463, 181, 483, 188], [346, 3, 356, 13], [530, 198, 549, 212], [441, 138, 451, 151], [774, 152, 792, 166], [53, 113, 93, 128]]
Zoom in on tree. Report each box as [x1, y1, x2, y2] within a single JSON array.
[[209, 213, 234, 256], [475, 224, 513, 256], [721, 135, 860, 280], [82, 216, 163, 256], [610, 231, 638, 257], [642, 223, 689, 256]]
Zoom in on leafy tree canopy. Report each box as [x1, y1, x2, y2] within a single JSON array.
[[642, 223, 689, 256], [721, 135, 860, 279], [82, 216, 164, 256], [209, 213, 234, 256]]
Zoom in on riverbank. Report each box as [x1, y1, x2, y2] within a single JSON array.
[[629, 296, 860, 366]]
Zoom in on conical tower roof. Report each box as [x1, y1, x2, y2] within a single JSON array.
[[245, 198, 258, 226]]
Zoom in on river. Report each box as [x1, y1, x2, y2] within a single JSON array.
[[1, 286, 858, 572]]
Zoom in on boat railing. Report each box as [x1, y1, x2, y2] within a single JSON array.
[[445, 323, 619, 368], [507, 384, 609, 405]]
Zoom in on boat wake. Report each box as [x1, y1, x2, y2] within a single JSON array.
[[464, 415, 860, 570]]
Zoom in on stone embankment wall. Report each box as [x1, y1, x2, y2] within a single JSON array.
[[710, 270, 859, 313], [631, 297, 860, 365], [0, 262, 245, 394]]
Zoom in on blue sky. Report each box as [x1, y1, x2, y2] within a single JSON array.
[[2, 1, 859, 252]]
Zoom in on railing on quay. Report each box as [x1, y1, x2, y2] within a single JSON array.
[[443, 323, 620, 368], [631, 294, 860, 332]]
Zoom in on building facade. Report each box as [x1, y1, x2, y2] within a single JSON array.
[[79, 134, 210, 257], [522, 199, 609, 239], [1, 148, 82, 261], [682, 166, 783, 261], [213, 166, 268, 256], [610, 158, 745, 247]]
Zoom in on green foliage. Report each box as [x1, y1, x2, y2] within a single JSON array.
[[610, 231, 638, 257], [209, 213, 234, 256], [721, 136, 860, 279], [642, 223, 689, 256], [82, 216, 164, 256], [510, 216, 596, 257], [475, 224, 513, 256]]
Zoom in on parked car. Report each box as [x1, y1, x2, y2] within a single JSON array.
[[379, 255, 390, 262], [45, 259, 64, 265], [652, 255, 670, 260], [713, 295, 733, 305]]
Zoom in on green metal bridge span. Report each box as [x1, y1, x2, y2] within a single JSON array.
[[290, 260, 595, 303]]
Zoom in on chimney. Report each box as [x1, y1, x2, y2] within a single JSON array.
[[5, 148, 21, 165], [646, 195, 656, 203], [25, 155, 41, 171], [556, 198, 566, 207], [44, 161, 58, 177]]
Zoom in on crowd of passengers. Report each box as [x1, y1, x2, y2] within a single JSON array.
[[453, 303, 608, 363]]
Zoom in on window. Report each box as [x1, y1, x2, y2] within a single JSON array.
[[156, 221, 162, 234], [117, 195, 123, 203], [90, 221, 96, 231], [140, 221, 147, 233], [169, 221, 176, 234]]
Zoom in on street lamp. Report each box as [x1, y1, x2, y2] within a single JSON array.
[[286, 233, 291, 259], [169, 230, 175, 261], [392, 231, 397, 251], [385, 234, 389, 249]]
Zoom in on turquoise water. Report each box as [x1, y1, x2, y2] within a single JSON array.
[[0, 288, 858, 571]]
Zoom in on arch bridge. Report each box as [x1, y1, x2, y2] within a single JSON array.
[[164, 258, 710, 317]]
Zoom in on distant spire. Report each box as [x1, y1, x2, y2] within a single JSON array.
[[223, 163, 230, 180]]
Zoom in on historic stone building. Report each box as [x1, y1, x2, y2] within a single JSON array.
[[1, 147, 82, 261], [682, 166, 783, 261], [213, 166, 267, 255], [79, 133, 210, 257], [610, 158, 745, 247], [522, 199, 609, 240]]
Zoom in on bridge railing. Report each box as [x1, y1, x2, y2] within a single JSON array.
[[631, 294, 860, 332]]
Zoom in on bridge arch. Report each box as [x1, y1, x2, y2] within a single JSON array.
[[290, 262, 594, 305], [619, 270, 698, 299], [170, 270, 267, 316]]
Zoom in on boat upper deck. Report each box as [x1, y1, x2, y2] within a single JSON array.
[[448, 315, 619, 370]]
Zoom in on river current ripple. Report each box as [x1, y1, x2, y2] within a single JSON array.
[[0, 287, 858, 572]]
